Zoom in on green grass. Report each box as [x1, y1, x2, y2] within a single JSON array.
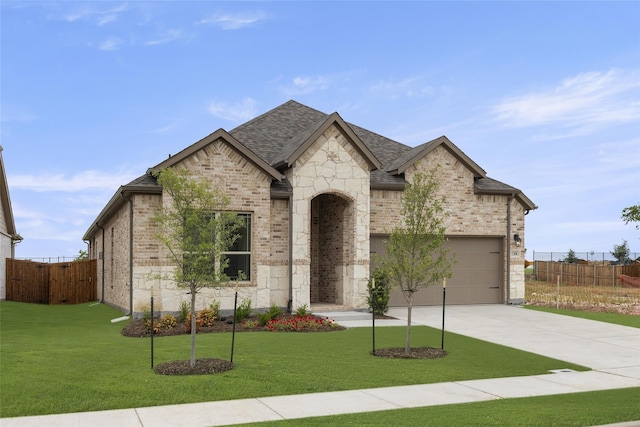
[[233, 387, 640, 426], [525, 305, 640, 328], [1, 301, 589, 418]]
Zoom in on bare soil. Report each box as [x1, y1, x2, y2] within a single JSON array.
[[372, 347, 447, 359]]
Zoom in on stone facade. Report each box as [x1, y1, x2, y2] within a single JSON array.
[[84, 100, 535, 315]]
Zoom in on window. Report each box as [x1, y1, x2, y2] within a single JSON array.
[[182, 212, 251, 281], [224, 214, 251, 280]]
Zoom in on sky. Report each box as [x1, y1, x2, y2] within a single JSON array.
[[1, 1, 639, 260]]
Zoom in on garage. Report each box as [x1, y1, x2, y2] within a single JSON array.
[[370, 236, 504, 306]]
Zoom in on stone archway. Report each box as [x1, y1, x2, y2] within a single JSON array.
[[310, 193, 353, 304]]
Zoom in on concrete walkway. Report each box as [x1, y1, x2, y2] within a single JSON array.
[[3, 305, 639, 427]]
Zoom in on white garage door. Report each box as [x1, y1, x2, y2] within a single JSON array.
[[370, 236, 504, 306]]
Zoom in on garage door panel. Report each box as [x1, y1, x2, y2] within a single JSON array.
[[373, 236, 504, 306]]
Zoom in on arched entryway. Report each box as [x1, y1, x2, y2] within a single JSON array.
[[310, 193, 354, 305]]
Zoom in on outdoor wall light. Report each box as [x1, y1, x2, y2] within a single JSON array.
[[513, 234, 522, 246]]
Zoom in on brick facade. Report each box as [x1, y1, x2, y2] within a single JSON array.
[[85, 101, 534, 315]]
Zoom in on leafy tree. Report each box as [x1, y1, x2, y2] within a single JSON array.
[[151, 167, 242, 367], [611, 239, 630, 265], [75, 249, 88, 260], [381, 169, 454, 355], [622, 204, 640, 230], [564, 249, 578, 264]]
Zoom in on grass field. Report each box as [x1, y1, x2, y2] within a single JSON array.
[[233, 387, 640, 427], [526, 279, 640, 315], [0, 301, 589, 418], [525, 305, 640, 328]]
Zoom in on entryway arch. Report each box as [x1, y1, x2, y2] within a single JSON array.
[[310, 193, 354, 305]]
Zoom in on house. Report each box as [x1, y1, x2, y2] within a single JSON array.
[[0, 146, 23, 300], [83, 100, 536, 316]]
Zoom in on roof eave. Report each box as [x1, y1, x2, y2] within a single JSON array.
[[286, 113, 382, 171], [148, 129, 283, 181], [391, 136, 487, 178], [82, 184, 162, 240]]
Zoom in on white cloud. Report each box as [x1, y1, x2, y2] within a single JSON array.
[[197, 11, 269, 30], [9, 170, 139, 193], [145, 28, 185, 46], [280, 75, 329, 96], [63, 3, 128, 25], [208, 98, 258, 122], [368, 77, 435, 99], [493, 69, 640, 136], [99, 36, 122, 51], [0, 105, 38, 123]]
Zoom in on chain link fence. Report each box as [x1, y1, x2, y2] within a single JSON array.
[[531, 251, 639, 264]]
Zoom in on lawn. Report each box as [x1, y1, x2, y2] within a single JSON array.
[[233, 387, 640, 426], [0, 301, 589, 418], [525, 305, 640, 328]]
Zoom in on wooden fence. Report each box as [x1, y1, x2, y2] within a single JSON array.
[[534, 261, 640, 287], [6, 259, 97, 304]]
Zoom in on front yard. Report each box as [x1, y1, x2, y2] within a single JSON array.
[[0, 301, 588, 418]]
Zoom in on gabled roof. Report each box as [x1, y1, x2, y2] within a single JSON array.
[[84, 100, 537, 240], [0, 146, 22, 242], [386, 135, 486, 178], [272, 112, 382, 171], [147, 128, 283, 181]]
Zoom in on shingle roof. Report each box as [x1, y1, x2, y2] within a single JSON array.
[[84, 99, 537, 240]]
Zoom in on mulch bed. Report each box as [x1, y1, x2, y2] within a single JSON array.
[[154, 358, 234, 375], [125, 312, 444, 374], [372, 347, 447, 359], [121, 314, 346, 338]]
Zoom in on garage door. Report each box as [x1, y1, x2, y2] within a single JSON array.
[[370, 236, 504, 306]]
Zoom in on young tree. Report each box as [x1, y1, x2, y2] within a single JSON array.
[[611, 239, 630, 265], [564, 249, 578, 264], [622, 204, 640, 230], [151, 167, 242, 367], [381, 169, 454, 355]]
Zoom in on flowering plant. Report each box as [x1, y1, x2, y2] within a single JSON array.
[[265, 315, 339, 331]]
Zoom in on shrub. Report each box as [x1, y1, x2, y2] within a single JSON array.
[[295, 304, 310, 316], [242, 319, 260, 329], [259, 304, 284, 326], [235, 297, 252, 322], [197, 308, 217, 327], [266, 315, 338, 331], [208, 300, 220, 319], [178, 300, 189, 323], [159, 314, 177, 329], [367, 268, 390, 315]]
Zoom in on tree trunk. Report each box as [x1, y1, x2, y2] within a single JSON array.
[[405, 296, 413, 355], [190, 289, 197, 367]]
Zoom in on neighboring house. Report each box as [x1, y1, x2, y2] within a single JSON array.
[[0, 146, 23, 300], [83, 100, 536, 316]]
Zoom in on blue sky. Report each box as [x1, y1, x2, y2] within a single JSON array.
[[2, 1, 639, 259]]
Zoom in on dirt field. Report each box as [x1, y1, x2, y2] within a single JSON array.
[[525, 279, 640, 315]]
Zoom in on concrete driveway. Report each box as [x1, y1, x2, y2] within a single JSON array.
[[386, 304, 640, 377]]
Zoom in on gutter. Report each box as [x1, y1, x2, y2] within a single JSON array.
[[506, 194, 513, 304], [120, 191, 134, 316], [287, 182, 294, 314], [97, 224, 105, 303]]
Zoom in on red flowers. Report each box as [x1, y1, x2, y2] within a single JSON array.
[[265, 314, 338, 331]]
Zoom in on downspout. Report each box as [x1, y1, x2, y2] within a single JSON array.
[[287, 189, 293, 314], [121, 192, 134, 316], [506, 194, 514, 304], [97, 224, 105, 303]]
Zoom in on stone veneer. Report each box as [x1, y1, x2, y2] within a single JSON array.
[[90, 128, 528, 315]]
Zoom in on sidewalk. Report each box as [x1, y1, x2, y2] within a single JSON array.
[[3, 305, 639, 427]]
